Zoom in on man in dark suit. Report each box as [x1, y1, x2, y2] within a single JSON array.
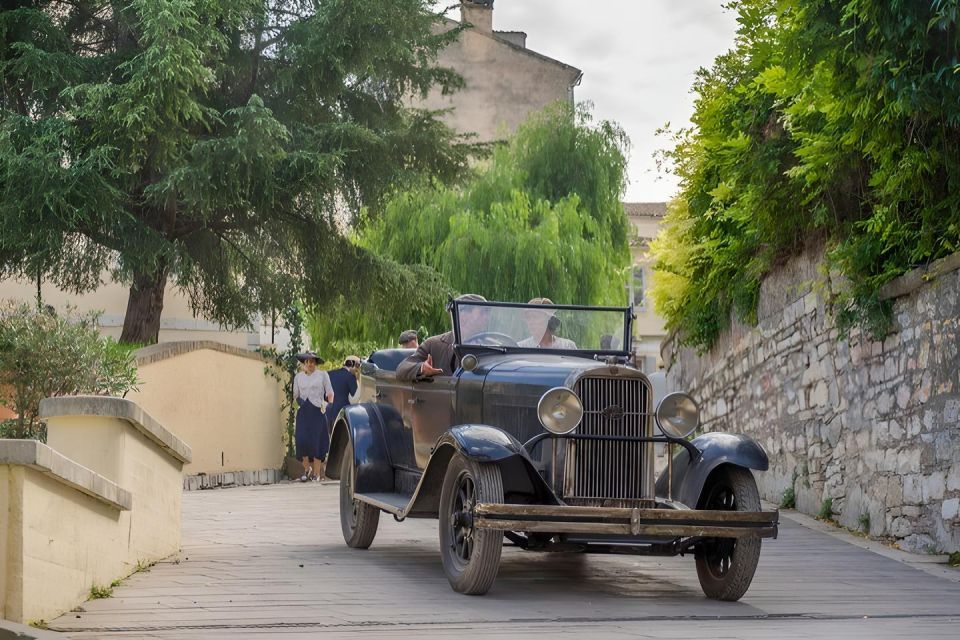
[[396, 294, 487, 381]]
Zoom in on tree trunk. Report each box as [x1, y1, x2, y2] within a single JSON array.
[[120, 265, 169, 344]]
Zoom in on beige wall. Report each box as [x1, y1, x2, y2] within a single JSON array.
[[0, 275, 257, 348], [16, 467, 125, 623], [415, 7, 581, 144], [45, 413, 185, 564], [2, 401, 187, 623], [127, 344, 286, 476]]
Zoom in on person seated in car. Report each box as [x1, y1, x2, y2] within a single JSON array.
[[398, 329, 419, 349], [517, 297, 577, 349], [396, 294, 489, 381]]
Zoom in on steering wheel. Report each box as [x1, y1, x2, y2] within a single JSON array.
[[464, 331, 519, 347]]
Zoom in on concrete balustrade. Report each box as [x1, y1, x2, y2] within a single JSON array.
[[0, 396, 190, 624]]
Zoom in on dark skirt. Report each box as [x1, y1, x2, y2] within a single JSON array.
[[295, 400, 329, 460]]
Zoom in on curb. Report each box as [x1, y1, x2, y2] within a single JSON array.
[[775, 506, 960, 583]]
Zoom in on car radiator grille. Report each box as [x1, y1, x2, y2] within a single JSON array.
[[563, 375, 653, 507]]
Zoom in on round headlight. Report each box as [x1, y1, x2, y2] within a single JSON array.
[[655, 392, 700, 439], [537, 387, 583, 435]]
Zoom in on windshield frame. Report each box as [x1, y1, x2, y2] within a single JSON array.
[[448, 299, 634, 357]]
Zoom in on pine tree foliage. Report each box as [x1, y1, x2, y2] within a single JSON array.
[[0, 0, 472, 343], [651, 0, 960, 350]]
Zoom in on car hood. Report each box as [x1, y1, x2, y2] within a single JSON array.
[[475, 352, 600, 381]]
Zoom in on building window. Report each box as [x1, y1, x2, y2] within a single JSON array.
[[629, 265, 644, 309]]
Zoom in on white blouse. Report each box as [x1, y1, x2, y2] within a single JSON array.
[[293, 370, 334, 410]]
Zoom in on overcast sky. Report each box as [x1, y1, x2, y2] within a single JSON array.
[[441, 1, 740, 203]]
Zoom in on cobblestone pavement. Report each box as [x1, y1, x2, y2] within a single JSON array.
[[51, 482, 960, 639]]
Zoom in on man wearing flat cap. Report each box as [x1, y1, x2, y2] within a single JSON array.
[[398, 329, 419, 349], [396, 294, 488, 381]]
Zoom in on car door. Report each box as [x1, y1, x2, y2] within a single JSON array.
[[409, 375, 458, 468], [369, 370, 416, 470]]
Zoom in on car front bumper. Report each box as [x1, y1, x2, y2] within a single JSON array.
[[473, 503, 779, 539]]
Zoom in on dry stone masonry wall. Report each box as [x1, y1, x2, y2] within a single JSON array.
[[663, 247, 960, 553]]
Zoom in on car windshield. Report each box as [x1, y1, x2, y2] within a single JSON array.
[[453, 300, 630, 353]]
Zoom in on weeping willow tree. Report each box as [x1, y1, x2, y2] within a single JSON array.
[[0, 0, 472, 344], [308, 102, 632, 358]]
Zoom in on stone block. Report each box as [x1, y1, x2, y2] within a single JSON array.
[[811, 381, 829, 408], [943, 399, 960, 424], [942, 498, 959, 521], [924, 472, 946, 501], [917, 371, 932, 404], [822, 416, 843, 447], [897, 448, 921, 474], [896, 384, 911, 410], [888, 419, 904, 441], [889, 516, 912, 537], [948, 465, 960, 491], [903, 474, 922, 503], [876, 393, 893, 414]]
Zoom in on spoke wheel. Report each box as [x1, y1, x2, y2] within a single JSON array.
[[695, 466, 762, 601], [339, 440, 380, 549], [439, 453, 504, 594]]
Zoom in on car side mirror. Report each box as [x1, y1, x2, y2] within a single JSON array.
[[360, 361, 378, 376], [461, 353, 479, 372]]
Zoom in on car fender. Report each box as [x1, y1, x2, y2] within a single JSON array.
[[327, 403, 394, 495], [655, 432, 769, 508], [406, 424, 558, 517]]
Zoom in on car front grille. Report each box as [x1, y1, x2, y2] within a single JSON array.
[[563, 374, 653, 507]]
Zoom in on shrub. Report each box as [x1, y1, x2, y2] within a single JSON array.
[[817, 497, 835, 522], [653, 1, 960, 349], [0, 303, 139, 440], [779, 485, 796, 510]]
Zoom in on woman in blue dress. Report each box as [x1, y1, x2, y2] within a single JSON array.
[[293, 352, 334, 481]]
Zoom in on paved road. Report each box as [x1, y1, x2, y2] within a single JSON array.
[[51, 482, 960, 639]]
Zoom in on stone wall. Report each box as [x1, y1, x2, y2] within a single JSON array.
[[663, 246, 960, 553]]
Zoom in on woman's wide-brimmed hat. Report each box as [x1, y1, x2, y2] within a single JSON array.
[[296, 351, 324, 364]]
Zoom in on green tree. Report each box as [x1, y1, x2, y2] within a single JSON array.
[[309, 102, 632, 355], [652, 0, 960, 349], [0, 0, 472, 344]]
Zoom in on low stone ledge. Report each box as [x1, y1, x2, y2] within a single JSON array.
[[879, 250, 960, 300], [183, 468, 282, 491], [0, 439, 131, 511], [134, 340, 266, 366], [39, 396, 192, 464]]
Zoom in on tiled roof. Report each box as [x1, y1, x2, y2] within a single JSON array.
[[623, 202, 667, 218]]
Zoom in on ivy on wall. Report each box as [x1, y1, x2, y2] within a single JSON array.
[[651, 0, 960, 350]]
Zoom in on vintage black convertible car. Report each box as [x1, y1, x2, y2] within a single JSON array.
[[326, 299, 778, 600]]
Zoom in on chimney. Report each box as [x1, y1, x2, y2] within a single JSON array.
[[460, 1, 493, 35]]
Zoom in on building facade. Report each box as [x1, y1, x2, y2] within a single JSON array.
[[416, 1, 582, 143], [624, 202, 668, 371]]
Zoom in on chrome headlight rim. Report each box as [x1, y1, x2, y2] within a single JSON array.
[[537, 386, 583, 435], [655, 391, 700, 439]]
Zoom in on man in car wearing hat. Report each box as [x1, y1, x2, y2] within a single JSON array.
[[518, 297, 577, 349], [396, 294, 488, 381], [398, 329, 419, 349]]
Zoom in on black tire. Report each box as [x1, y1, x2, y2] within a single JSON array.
[[439, 454, 504, 595], [339, 441, 380, 549], [695, 466, 762, 601]]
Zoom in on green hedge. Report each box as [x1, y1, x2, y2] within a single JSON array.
[[651, 0, 960, 350]]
